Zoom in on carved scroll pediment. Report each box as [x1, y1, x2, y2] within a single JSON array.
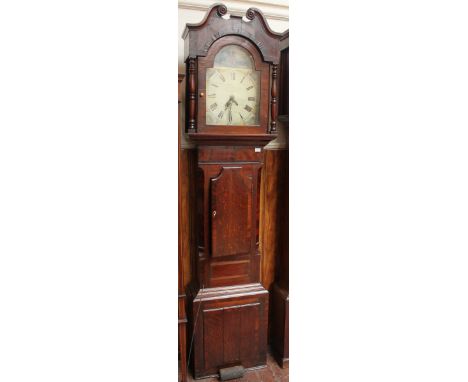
[[182, 3, 282, 64]]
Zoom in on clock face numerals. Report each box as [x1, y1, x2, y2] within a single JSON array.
[[206, 67, 260, 126]]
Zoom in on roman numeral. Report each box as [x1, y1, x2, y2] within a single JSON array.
[[248, 97, 255, 101], [246, 86, 253, 91], [240, 74, 247, 83], [217, 71, 225, 82], [244, 105, 253, 113], [231, 72, 235, 80], [211, 84, 218, 87], [218, 111, 224, 119], [210, 103, 217, 111], [207, 93, 216, 98]]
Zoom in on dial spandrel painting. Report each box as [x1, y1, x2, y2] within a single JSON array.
[[206, 45, 260, 126]]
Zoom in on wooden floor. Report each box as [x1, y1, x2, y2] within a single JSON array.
[[179, 351, 288, 382]]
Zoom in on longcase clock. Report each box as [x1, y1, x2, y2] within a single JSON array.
[[182, 4, 282, 379]]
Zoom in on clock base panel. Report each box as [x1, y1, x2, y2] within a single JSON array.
[[191, 283, 269, 379]]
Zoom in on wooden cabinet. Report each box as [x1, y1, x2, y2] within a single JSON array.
[[271, 29, 289, 368], [178, 74, 188, 382]]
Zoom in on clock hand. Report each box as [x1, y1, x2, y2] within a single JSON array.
[[225, 95, 237, 110]]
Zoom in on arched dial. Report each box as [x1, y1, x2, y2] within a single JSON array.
[[206, 67, 260, 126]]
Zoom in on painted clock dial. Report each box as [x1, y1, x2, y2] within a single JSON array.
[[205, 44, 260, 126]]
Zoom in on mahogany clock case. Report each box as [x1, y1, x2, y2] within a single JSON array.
[[178, 4, 289, 380]]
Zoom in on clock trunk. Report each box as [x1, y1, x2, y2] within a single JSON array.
[[191, 147, 267, 379]]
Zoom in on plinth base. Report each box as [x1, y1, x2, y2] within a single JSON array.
[[191, 283, 269, 379]]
